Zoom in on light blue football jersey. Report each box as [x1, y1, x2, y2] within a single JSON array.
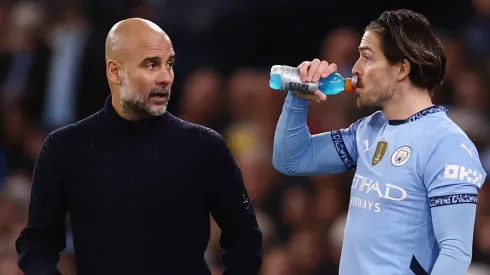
[[273, 92, 487, 275]]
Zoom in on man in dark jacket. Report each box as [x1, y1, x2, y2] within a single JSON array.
[[15, 17, 263, 275]]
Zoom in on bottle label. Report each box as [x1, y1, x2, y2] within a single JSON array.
[[288, 82, 314, 94]]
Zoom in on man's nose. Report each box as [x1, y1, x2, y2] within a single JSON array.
[[156, 69, 172, 84], [351, 60, 362, 77]]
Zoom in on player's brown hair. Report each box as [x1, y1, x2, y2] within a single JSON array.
[[366, 9, 446, 91]]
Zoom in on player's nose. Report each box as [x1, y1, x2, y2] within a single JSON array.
[[352, 59, 363, 77], [156, 69, 172, 85]]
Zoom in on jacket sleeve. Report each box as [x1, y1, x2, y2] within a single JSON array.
[[204, 130, 263, 275], [15, 134, 68, 275]]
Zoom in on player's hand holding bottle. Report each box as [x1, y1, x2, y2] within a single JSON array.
[[294, 59, 338, 102], [269, 58, 355, 102]]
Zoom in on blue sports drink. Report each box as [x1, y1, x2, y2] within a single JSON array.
[[269, 65, 357, 95]]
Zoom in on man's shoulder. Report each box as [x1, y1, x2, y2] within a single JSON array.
[[419, 114, 487, 188], [413, 114, 481, 166], [167, 113, 224, 144], [48, 111, 102, 142], [353, 110, 387, 131], [364, 110, 387, 125], [421, 114, 471, 148]]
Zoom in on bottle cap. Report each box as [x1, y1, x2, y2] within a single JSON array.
[[344, 75, 357, 92]]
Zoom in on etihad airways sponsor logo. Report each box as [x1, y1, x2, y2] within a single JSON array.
[[349, 173, 407, 213]]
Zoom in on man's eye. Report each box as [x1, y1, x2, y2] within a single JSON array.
[[166, 62, 174, 68], [147, 63, 155, 69]]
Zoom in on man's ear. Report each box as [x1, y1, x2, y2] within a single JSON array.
[[397, 58, 411, 82], [107, 60, 122, 85]]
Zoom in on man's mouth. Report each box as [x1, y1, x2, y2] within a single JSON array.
[[149, 91, 170, 98], [355, 79, 362, 89], [148, 90, 170, 105], [355, 82, 363, 93]]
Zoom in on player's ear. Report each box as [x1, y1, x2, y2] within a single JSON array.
[[397, 58, 410, 82], [107, 60, 122, 85]]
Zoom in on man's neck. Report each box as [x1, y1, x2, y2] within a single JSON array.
[[382, 86, 433, 121], [111, 95, 139, 121]]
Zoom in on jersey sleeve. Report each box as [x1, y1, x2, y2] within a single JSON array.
[[430, 203, 476, 274], [330, 117, 362, 169], [272, 91, 360, 176], [423, 134, 486, 201], [423, 134, 487, 274]]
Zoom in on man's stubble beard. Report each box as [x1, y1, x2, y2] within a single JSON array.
[[119, 68, 169, 119], [357, 83, 395, 108]]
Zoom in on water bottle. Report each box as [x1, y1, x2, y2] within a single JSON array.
[[269, 65, 357, 95]]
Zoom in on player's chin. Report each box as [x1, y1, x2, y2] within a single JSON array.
[[356, 96, 368, 108], [357, 96, 377, 108], [147, 104, 167, 116]]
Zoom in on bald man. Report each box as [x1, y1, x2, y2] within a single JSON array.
[[15, 18, 263, 275]]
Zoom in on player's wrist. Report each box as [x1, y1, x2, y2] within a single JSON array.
[[286, 90, 311, 108]]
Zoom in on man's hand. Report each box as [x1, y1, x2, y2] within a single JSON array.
[[293, 58, 338, 102]]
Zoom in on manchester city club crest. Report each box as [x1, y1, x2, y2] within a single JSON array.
[[391, 146, 412, 167], [372, 141, 388, 166]]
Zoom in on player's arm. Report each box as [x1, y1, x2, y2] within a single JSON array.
[[204, 131, 263, 275], [272, 91, 360, 176], [423, 134, 487, 275], [15, 134, 68, 275]]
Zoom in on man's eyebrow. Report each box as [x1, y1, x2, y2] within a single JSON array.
[[141, 54, 175, 64], [142, 56, 161, 63], [358, 46, 374, 53]]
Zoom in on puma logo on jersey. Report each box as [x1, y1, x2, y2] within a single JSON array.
[[362, 140, 370, 152], [461, 143, 474, 158]]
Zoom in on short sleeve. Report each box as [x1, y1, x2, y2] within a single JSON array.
[[423, 134, 487, 208]]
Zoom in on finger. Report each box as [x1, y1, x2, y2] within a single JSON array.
[[314, 90, 327, 101], [306, 59, 321, 82], [321, 63, 338, 78], [313, 61, 329, 82], [298, 61, 311, 82]]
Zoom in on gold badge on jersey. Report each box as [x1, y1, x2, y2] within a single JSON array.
[[372, 141, 388, 166]]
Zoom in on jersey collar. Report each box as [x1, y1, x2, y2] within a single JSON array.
[[388, 105, 449, 126]]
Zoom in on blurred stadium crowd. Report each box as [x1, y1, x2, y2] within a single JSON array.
[[0, 0, 490, 274]]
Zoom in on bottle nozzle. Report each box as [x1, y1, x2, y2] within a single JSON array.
[[345, 75, 357, 92], [351, 75, 358, 87]]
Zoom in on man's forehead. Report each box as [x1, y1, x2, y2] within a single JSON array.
[[105, 18, 174, 63], [130, 32, 171, 48], [359, 31, 381, 52], [129, 34, 174, 58]]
